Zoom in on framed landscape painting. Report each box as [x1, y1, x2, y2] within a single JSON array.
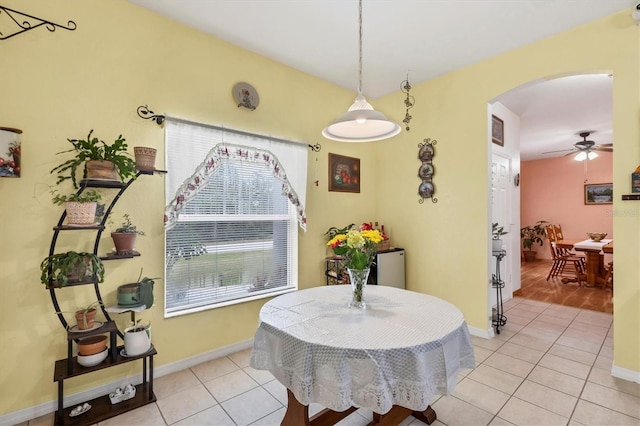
[[328, 153, 360, 193], [584, 183, 613, 205]]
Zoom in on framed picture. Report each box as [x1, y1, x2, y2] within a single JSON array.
[[584, 183, 613, 205], [328, 153, 360, 193], [491, 115, 504, 146]]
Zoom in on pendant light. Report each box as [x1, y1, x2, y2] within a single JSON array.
[[322, 0, 401, 142]]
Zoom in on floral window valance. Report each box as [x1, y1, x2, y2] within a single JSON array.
[[164, 143, 307, 231]]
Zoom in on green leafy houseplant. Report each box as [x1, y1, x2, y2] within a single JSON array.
[[40, 251, 105, 288], [113, 214, 145, 235], [50, 130, 137, 189], [492, 223, 509, 240], [51, 189, 102, 205], [520, 220, 550, 261]]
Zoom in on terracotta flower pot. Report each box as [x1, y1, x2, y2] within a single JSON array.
[[86, 160, 119, 180], [75, 308, 97, 330], [77, 335, 107, 355], [523, 250, 537, 262], [134, 147, 157, 171], [111, 232, 137, 254]]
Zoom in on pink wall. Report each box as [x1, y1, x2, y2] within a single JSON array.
[[520, 152, 613, 260]]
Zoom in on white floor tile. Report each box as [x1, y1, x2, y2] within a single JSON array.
[[221, 386, 283, 425]]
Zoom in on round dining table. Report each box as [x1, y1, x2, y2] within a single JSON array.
[[250, 285, 475, 425]]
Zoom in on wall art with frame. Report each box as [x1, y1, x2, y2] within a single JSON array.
[[584, 183, 613, 205], [491, 115, 504, 146], [328, 153, 360, 193]]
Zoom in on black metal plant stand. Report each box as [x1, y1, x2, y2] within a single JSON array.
[[491, 249, 508, 334]]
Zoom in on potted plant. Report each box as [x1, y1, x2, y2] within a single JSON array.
[[110, 214, 145, 254], [117, 269, 159, 309], [124, 319, 151, 356], [133, 146, 157, 171], [491, 223, 509, 251], [520, 220, 550, 261], [73, 301, 102, 330], [50, 130, 138, 189], [40, 251, 105, 288], [52, 189, 102, 225]]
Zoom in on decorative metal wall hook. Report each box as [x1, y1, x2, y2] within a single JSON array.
[[137, 105, 165, 126], [308, 143, 322, 152], [0, 5, 76, 40], [401, 77, 415, 131]]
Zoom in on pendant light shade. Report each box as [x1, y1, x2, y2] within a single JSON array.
[[322, 0, 400, 142], [322, 94, 401, 142]]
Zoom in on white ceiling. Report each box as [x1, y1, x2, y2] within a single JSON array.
[[128, 0, 631, 160]]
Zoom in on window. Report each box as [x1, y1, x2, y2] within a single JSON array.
[[164, 118, 307, 317]]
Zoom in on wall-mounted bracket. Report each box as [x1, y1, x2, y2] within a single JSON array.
[[308, 143, 321, 152], [137, 105, 165, 126], [0, 5, 76, 40]]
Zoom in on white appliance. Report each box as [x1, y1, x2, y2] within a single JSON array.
[[372, 248, 405, 289]]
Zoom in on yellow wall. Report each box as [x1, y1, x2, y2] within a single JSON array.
[[0, 0, 638, 416], [374, 10, 640, 371]]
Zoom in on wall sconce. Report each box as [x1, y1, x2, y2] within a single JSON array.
[[0, 127, 22, 177]]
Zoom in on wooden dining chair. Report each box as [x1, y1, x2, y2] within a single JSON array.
[[545, 224, 585, 283]]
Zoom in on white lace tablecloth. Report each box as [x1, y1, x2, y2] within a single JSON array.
[[250, 286, 475, 414]]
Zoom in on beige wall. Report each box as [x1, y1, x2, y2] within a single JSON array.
[[1, 0, 638, 417]]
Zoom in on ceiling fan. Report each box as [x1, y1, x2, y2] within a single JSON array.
[[542, 131, 613, 161]]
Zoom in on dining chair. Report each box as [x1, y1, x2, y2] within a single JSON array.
[[552, 224, 578, 256], [604, 261, 614, 291], [545, 224, 585, 283]]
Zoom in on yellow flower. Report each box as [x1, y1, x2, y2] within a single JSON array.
[[346, 230, 365, 249], [327, 234, 346, 247], [360, 229, 384, 244]]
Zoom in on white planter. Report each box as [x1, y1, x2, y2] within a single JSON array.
[[124, 325, 151, 356], [492, 239, 503, 251]]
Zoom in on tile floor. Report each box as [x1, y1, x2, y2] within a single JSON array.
[[21, 297, 639, 426]]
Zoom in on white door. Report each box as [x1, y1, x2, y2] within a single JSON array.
[[490, 154, 514, 307]]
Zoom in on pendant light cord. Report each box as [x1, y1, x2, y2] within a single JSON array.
[[358, 0, 363, 95]]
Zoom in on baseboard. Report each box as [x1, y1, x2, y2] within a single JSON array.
[[611, 363, 640, 384], [467, 324, 494, 339], [0, 339, 254, 426]]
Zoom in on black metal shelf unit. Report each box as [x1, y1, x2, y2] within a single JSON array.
[[46, 169, 166, 426], [491, 249, 508, 334]]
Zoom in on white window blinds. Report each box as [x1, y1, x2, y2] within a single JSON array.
[[164, 118, 307, 316]]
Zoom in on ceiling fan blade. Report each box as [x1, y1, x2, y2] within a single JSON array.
[[599, 143, 613, 147], [595, 147, 613, 152], [541, 148, 576, 154]]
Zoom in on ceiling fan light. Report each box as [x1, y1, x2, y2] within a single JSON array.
[[587, 151, 598, 160], [574, 151, 587, 161]]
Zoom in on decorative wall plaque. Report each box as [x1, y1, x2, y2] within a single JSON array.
[[418, 138, 437, 203]]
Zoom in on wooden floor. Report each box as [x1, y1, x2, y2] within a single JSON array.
[[517, 259, 613, 313]]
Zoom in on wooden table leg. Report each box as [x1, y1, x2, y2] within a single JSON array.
[[282, 389, 357, 426], [367, 405, 437, 425], [282, 389, 310, 426], [584, 251, 605, 287]]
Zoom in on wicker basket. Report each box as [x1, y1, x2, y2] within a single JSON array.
[[65, 201, 97, 225], [376, 240, 391, 252]]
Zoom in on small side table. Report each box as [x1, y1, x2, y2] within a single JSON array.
[[491, 250, 508, 334]]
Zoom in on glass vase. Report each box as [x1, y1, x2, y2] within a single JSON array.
[[347, 268, 370, 309]]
